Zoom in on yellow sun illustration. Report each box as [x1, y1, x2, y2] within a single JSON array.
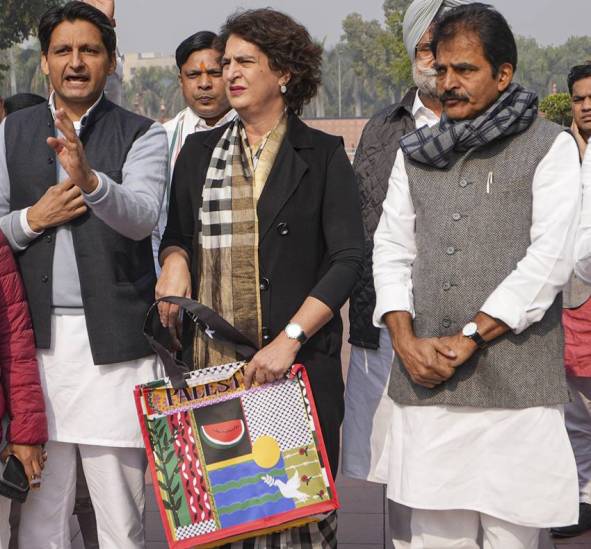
[[252, 436, 281, 469]]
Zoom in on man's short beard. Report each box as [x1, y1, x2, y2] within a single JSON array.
[[413, 63, 438, 99]]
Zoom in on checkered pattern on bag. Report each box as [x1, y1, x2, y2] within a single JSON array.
[[242, 380, 311, 451], [400, 84, 538, 168], [298, 376, 313, 422], [176, 518, 217, 540], [221, 512, 337, 548], [181, 361, 245, 388]]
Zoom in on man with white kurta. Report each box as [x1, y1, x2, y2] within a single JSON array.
[[153, 31, 235, 269], [343, 2, 465, 547], [373, 3, 580, 547], [551, 63, 591, 540], [0, 2, 167, 547]]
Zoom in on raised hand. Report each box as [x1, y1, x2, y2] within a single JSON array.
[[83, 0, 115, 24], [47, 109, 99, 195]]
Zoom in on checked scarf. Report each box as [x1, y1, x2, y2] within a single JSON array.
[[194, 119, 262, 368], [400, 83, 538, 168], [194, 116, 286, 368]]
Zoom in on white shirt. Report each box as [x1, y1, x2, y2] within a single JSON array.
[[153, 107, 237, 269], [163, 106, 237, 177], [575, 143, 591, 282], [373, 131, 581, 333], [371, 107, 581, 526]]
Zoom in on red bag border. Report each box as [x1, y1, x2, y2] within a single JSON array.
[[134, 363, 340, 549]]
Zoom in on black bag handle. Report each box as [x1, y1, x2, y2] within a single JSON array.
[[144, 297, 259, 389]]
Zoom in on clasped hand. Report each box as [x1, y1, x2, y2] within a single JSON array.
[[394, 333, 477, 389]]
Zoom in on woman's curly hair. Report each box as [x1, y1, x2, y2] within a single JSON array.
[[218, 9, 323, 115]]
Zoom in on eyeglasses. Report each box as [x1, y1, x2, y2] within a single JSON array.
[[415, 42, 434, 60]]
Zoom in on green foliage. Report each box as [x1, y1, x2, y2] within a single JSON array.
[[515, 35, 591, 97], [0, 0, 62, 85], [0, 0, 62, 52], [2, 0, 590, 121], [122, 66, 184, 120], [539, 93, 572, 126], [0, 45, 48, 98], [338, 0, 411, 113]]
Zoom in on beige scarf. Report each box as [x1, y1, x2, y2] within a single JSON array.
[[193, 116, 287, 368]]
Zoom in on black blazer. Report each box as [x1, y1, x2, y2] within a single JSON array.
[[161, 113, 364, 472]]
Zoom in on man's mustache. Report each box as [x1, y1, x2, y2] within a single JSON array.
[[439, 91, 469, 103]]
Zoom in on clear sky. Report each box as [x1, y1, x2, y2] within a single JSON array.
[[115, 0, 591, 55]]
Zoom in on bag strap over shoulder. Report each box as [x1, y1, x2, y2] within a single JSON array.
[[144, 297, 259, 389]]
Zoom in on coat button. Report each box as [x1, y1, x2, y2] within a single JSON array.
[[452, 213, 461, 221], [442, 282, 452, 291], [41, 275, 49, 283], [446, 246, 456, 255], [259, 277, 270, 291], [442, 318, 452, 328], [262, 326, 271, 344], [45, 234, 52, 243], [459, 179, 468, 188], [47, 157, 54, 165], [276, 222, 289, 236]]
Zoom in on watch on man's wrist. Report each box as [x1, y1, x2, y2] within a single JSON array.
[[462, 322, 487, 349], [284, 323, 307, 345]]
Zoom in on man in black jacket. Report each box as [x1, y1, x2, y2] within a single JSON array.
[[0, 3, 167, 547], [341, 0, 460, 547]]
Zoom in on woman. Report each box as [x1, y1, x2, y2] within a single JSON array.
[[0, 231, 47, 548], [156, 8, 363, 547]]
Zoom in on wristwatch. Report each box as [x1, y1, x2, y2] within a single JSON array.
[[284, 323, 308, 345], [462, 322, 487, 349]]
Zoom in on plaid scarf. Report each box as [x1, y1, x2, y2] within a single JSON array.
[[194, 119, 262, 368], [400, 83, 538, 168]]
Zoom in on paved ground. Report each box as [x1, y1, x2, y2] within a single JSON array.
[[70, 479, 591, 548], [68, 306, 591, 548]]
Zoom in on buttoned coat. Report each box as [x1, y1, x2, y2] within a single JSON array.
[[161, 113, 364, 473]]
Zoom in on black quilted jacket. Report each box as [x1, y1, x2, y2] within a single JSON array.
[[348, 89, 417, 349]]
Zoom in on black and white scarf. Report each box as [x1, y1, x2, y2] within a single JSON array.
[[400, 83, 538, 168]]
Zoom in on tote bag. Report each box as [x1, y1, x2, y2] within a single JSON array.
[[135, 297, 339, 548]]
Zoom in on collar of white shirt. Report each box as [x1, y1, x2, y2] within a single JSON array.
[[48, 90, 104, 132], [411, 90, 439, 129], [186, 106, 237, 132]]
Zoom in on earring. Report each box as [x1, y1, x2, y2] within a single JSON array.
[[280, 84, 287, 94]]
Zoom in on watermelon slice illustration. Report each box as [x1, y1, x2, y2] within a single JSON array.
[[200, 419, 246, 449]]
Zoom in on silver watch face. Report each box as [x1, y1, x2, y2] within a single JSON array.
[[285, 323, 303, 339], [462, 322, 478, 337]]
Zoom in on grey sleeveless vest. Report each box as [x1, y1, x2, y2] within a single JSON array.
[[389, 117, 570, 408], [5, 98, 156, 364], [564, 268, 591, 309]]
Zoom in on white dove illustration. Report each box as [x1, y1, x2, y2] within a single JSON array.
[[261, 472, 309, 503]]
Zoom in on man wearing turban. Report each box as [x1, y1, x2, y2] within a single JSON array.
[[343, 1, 469, 547], [374, 2, 579, 547]]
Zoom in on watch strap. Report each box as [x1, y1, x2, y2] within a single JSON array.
[[285, 323, 307, 345], [468, 331, 487, 349], [295, 331, 307, 345]]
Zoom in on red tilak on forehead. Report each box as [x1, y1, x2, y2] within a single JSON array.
[[199, 61, 207, 72]]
